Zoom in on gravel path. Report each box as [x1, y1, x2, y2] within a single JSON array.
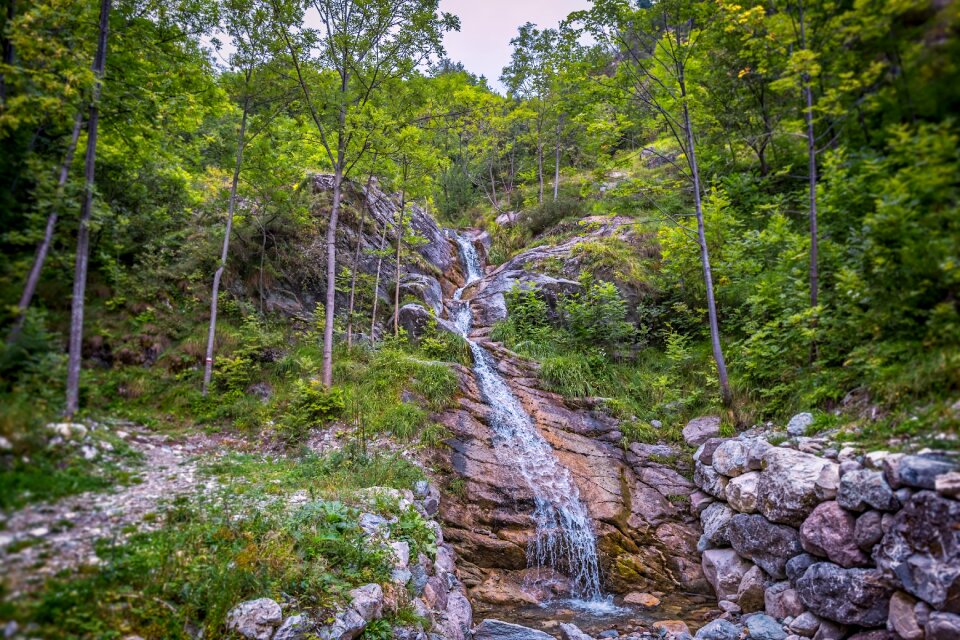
[[0, 427, 229, 597]]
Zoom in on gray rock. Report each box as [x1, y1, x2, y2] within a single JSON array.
[[839, 460, 862, 477], [746, 614, 787, 640], [472, 619, 554, 640], [436, 590, 472, 640], [695, 438, 728, 466], [319, 608, 366, 640], [737, 565, 767, 612], [560, 623, 593, 640], [274, 615, 314, 640], [837, 470, 899, 512], [727, 472, 760, 514], [757, 448, 832, 527], [598, 631, 619, 639], [814, 464, 840, 502], [700, 502, 736, 549], [787, 413, 814, 437], [684, 416, 722, 446], [728, 514, 803, 579], [926, 612, 960, 640], [226, 598, 283, 640], [400, 274, 444, 316], [799, 501, 869, 568], [398, 304, 458, 341], [695, 619, 741, 640], [785, 553, 817, 585], [898, 455, 958, 490], [788, 613, 820, 638], [713, 439, 755, 477], [702, 548, 755, 602], [690, 491, 715, 517], [854, 511, 884, 552], [718, 600, 742, 614], [936, 471, 960, 498], [811, 620, 846, 640], [765, 581, 805, 620], [795, 563, 892, 626], [349, 584, 384, 622], [873, 491, 960, 611], [887, 591, 922, 640], [695, 463, 729, 499]]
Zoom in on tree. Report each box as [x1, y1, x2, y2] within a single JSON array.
[[65, 0, 111, 417], [579, 0, 733, 405], [274, 0, 457, 387]]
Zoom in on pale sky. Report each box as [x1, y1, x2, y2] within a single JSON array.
[[439, 0, 592, 93]]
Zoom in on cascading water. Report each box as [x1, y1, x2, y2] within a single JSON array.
[[450, 233, 603, 602]]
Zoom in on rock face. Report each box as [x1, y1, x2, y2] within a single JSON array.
[[795, 563, 893, 626], [727, 514, 803, 579], [757, 449, 833, 527], [226, 599, 283, 640], [472, 619, 554, 640], [800, 502, 869, 568], [873, 491, 960, 611]]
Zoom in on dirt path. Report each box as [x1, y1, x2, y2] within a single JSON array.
[[0, 428, 230, 597]]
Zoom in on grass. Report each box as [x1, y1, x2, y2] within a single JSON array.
[[5, 451, 436, 639]]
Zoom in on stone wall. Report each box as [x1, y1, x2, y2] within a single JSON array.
[[689, 419, 960, 640]]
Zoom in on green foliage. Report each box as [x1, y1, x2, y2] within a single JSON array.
[[559, 274, 635, 350], [276, 381, 346, 445]]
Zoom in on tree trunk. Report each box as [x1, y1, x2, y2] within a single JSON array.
[[536, 118, 544, 205], [347, 172, 375, 348], [65, 0, 111, 418], [680, 79, 732, 407], [553, 118, 561, 201], [799, 3, 818, 310], [7, 111, 83, 344], [321, 168, 342, 387], [369, 217, 390, 346], [202, 87, 251, 396], [488, 159, 498, 210]]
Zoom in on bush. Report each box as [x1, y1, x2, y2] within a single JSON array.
[[276, 381, 345, 444], [560, 275, 635, 350]]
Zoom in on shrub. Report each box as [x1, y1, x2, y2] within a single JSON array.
[[560, 275, 635, 350], [276, 381, 345, 444]]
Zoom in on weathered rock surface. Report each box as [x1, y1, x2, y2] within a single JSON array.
[[702, 548, 753, 602], [799, 502, 869, 568], [274, 615, 313, 640], [897, 455, 958, 490], [727, 514, 803, 579], [737, 564, 767, 612], [472, 619, 554, 640], [854, 510, 884, 552], [695, 463, 730, 499], [725, 471, 759, 513], [795, 563, 893, 626], [837, 470, 899, 512], [765, 581, 805, 620], [695, 619, 741, 640], [887, 591, 923, 640], [683, 416, 722, 446], [226, 599, 283, 640], [559, 622, 593, 640], [700, 502, 735, 550], [787, 413, 814, 437], [873, 490, 960, 611], [746, 614, 787, 640], [925, 611, 960, 640], [757, 448, 832, 527]]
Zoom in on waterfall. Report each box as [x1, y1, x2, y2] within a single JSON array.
[[450, 234, 603, 601]]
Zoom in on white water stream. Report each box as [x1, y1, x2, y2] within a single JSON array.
[[449, 234, 603, 602]]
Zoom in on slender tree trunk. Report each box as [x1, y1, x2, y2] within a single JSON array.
[[488, 160, 498, 210], [798, 3, 818, 310], [553, 117, 561, 201], [680, 77, 732, 407], [347, 172, 375, 348], [7, 112, 83, 344], [202, 89, 251, 396], [258, 217, 267, 314], [393, 182, 407, 337], [321, 168, 342, 387], [65, 0, 111, 418], [369, 217, 390, 346], [536, 118, 544, 205]]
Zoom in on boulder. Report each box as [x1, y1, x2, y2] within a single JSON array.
[[728, 514, 803, 579], [397, 304, 458, 341], [757, 448, 832, 527], [837, 470, 899, 512], [702, 548, 754, 601], [400, 274, 443, 316], [799, 501, 869, 568], [873, 491, 960, 611], [436, 590, 472, 640], [713, 439, 762, 477], [788, 612, 820, 638], [653, 620, 692, 638], [559, 623, 593, 640], [887, 591, 922, 640], [737, 565, 766, 612], [695, 463, 729, 499], [787, 413, 815, 437], [226, 598, 283, 640], [472, 619, 554, 640], [700, 502, 736, 549], [695, 619, 741, 640], [795, 563, 893, 626], [349, 584, 384, 622], [812, 620, 847, 640], [684, 416, 722, 446], [814, 464, 840, 502], [765, 581, 805, 620], [935, 471, 960, 498], [785, 554, 817, 585], [854, 511, 884, 552], [898, 455, 958, 490], [274, 615, 314, 640], [926, 612, 960, 640], [695, 438, 727, 466], [319, 609, 366, 640], [624, 592, 660, 607], [690, 490, 715, 517], [726, 472, 760, 514], [746, 614, 787, 640]]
